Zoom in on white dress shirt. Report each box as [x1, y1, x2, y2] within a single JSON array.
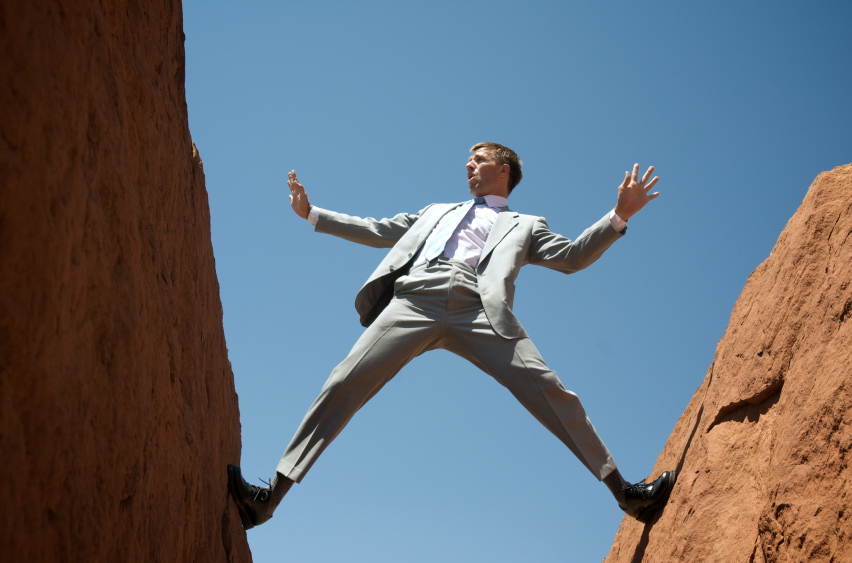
[[413, 194, 506, 267], [307, 199, 626, 268]]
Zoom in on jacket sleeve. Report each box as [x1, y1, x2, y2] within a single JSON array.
[[527, 213, 623, 274], [314, 205, 433, 249]]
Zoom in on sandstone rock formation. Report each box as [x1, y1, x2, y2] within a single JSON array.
[[0, 1, 251, 561], [604, 164, 852, 562]]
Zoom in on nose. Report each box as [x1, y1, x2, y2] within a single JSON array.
[[466, 160, 475, 172]]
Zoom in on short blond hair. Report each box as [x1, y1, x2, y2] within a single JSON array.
[[470, 142, 523, 194]]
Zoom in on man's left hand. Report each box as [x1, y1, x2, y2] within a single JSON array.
[[614, 163, 659, 221]]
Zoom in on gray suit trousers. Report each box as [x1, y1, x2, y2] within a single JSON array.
[[276, 259, 617, 483]]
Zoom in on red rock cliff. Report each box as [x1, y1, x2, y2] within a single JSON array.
[[0, 1, 251, 561], [605, 164, 852, 562]]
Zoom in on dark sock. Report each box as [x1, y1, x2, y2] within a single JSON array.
[[268, 472, 294, 513], [602, 468, 630, 497]]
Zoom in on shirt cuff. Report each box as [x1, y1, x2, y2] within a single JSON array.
[[307, 206, 320, 226], [609, 208, 627, 234]]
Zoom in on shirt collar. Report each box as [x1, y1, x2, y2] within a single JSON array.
[[481, 194, 508, 209]]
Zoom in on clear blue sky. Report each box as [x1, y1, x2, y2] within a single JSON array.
[[183, 1, 851, 560]]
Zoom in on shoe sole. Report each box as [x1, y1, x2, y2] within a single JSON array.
[[227, 465, 256, 530], [635, 470, 678, 524]]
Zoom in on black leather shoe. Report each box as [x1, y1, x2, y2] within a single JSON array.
[[227, 464, 290, 530], [615, 470, 677, 523]]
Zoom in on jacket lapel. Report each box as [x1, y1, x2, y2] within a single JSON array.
[[479, 207, 519, 265], [413, 202, 466, 250]]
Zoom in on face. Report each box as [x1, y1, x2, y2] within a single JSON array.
[[466, 148, 509, 197]]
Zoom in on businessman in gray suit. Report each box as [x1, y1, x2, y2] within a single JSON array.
[[228, 142, 677, 529]]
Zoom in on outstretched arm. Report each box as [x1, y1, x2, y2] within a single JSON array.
[[528, 164, 661, 273], [285, 169, 427, 248], [287, 170, 312, 219], [614, 163, 660, 221]]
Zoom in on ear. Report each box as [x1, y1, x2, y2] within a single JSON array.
[[499, 164, 510, 177]]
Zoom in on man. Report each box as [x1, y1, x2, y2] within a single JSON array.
[[228, 142, 676, 529]]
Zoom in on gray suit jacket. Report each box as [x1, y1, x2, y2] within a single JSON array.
[[315, 203, 623, 339]]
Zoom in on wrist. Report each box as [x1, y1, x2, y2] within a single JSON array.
[[613, 204, 632, 222], [304, 204, 312, 220]]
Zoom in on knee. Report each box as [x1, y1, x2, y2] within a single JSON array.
[[321, 366, 350, 395], [535, 370, 570, 393], [540, 373, 579, 402], [319, 365, 370, 409]]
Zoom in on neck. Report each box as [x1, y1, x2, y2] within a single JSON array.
[[473, 186, 509, 199]]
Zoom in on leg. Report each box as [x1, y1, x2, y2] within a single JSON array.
[[447, 313, 677, 521], [439, 264, 677, 520], [230, 263, 462, 529], [446, 315, 617, 480], [276, 295, 442, 483], [416, 260, 617, 479]]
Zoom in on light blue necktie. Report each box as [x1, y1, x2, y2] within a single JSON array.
[[423, 198, 486, 261]]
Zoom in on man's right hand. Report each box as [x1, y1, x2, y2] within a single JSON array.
[[287, 170, 311, 219]]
